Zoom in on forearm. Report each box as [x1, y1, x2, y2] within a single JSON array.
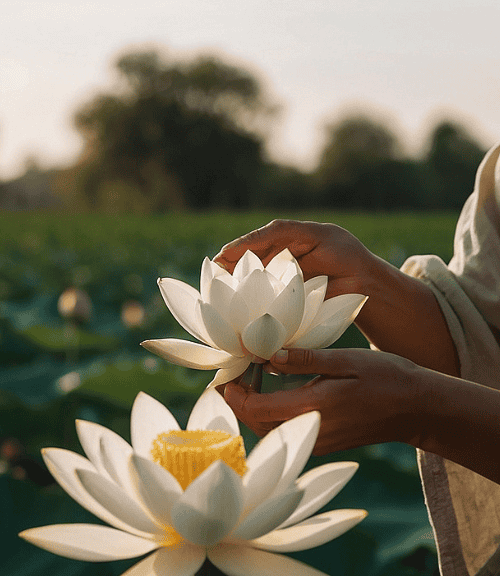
[[355, 255, 460, 376], [412, 367, 500, 484]]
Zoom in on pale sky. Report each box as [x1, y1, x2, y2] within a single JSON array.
[[1, 0, 500, 179]]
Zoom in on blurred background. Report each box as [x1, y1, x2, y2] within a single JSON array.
[[1, 0, 498, 574]]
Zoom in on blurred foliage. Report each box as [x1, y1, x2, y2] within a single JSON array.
[[0, 210, 459, 575]]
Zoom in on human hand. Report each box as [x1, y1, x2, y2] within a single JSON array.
[[214, 219, 378, 299], [222, 348, 423, 456]]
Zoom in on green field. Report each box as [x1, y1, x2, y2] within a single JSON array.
[[0, 210, 460, 576]]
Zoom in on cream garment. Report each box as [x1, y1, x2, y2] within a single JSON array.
[[401, 143, 500, 576]]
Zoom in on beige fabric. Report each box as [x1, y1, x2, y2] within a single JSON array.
[[401, 142, 500, 576]]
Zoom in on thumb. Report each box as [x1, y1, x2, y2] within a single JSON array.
[[270, 348, 347, 376]]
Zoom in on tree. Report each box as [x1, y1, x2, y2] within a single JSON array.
[[73, 49, 279, 211]]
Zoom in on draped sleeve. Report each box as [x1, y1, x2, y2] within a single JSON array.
[[400, 143, 500, 576]]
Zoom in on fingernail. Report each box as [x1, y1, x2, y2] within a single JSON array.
[[273, 350, 288, 364]]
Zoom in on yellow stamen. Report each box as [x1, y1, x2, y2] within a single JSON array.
[[151, 429, 247, 490]]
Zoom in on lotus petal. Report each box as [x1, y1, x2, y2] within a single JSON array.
[[209, 543, 329, 576], [75, 420, 115, 481], [199, 302, 244, 356], [76, 469, 161, 535], [267, 274, 305, 340], [129, 454, 182, 527], [290, 276, 328, 342], [241, 314, 287, 359], [308, 293, 367, 330], [278, 462, 359, 529], [201, 257, 235, 301], [187, 388, 240, 436], [206, 358, 253, 388], [227, 291, 250, 334], [251, 509, 368, 552], [271, 412, 321, 497], [19, 524, 159, 562], [99, 433, 136, 497], [157, 278, 206, 342], [231, 487, 304, 541], [242, 435, 287, 514], [265, 249, 301, 282], [130, 392, 180, 460], [42, 448, 152, 537], [236, 269, 276, 321], [170, 461, 243, 546], [208, 278, 236, 324], [141, 339, 240, 370], [121, 545, 206, 576], [233, 250, 264, 280]]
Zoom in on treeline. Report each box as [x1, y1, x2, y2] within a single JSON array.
[[2, 47, 488, 212]]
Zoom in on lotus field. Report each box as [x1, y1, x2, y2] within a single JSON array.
[[0, 210, 459, 576]]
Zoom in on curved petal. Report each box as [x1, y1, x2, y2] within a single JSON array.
[[42, 448, 152, 537], [278, 462, 359, 529], [187, 388, 240, 436], [242, 435, 287, 514], [157, 278, 206, 342], [201, 257, 236, 302], [250, 509, 368, 552], [241, 314, 287, 360], [267, 274, 305, 340], [233, 250, 263, 280], [130, 392, 180, 460], [19, 524, 158, 561], [208, 278, 236, 324], [236, 269, 276, 321], [141, 339, 239, 370], [129, 454, 183, 527], [75, 420, 114, 481], [265, 249, 301, 282], [209, 543, 329, 576], [99, 432, 136, 497], [227, 291, 250, 334], [199, 302, 244, 357], [289, 276, 328, 343], [121, 545, 206, 576], [171, 461, 244, 546], [205, 358, 252, 389], [271, 412, 321, 497], [231, 487, 303, 541], [76, 469, 161, 535], [307, 293, 367, 331]]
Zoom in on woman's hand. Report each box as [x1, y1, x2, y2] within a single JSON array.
[[215, 219, 459, 376], [222, 348, 423, 456]]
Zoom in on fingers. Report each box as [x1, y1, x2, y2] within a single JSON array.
[[270, 348, 355, 377], [213, 220, 306, 272]]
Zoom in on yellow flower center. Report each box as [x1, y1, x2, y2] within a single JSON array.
[[151, 429, 247, 490]]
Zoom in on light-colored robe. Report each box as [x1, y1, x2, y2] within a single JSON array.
[[401, 142, 500, 575]]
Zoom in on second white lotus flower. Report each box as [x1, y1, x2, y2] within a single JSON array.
[[142, 249, 367, 387], [20, 389, 366, 576]]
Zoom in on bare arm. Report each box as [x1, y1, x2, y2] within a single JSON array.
[[215, 219, 460, 376]]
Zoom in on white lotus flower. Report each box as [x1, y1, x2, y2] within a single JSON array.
[[142, 249, 367, 387], [20, 389, 366, 576]]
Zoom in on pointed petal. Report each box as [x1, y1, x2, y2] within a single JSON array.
[[187, 388, 240, 435], [19, 524, 158, 561], [157, 278, 206, 342], [199, 302, 244, 356], [236, 269, 276, 321], [76, 469, 161, 535], [308, 293, 367, 331], [289, 277, 328, 342], [265, 249, 301, 282], [208, 278, 236, 324], [99, 432, 136, 497], [209, 543, 329, 576], [141, 339, 239, 370], [200, 257, 215, 302], [42, 448, 151, 537], [129, 454, 182, 527], [251, 509, 368, 552], [233, 250, 263, 280], [241, 314, 287, 360], [121, 545, 206, 576], [278, 462, 359, 529], [130, 392, 180, 460], [267, 274, 305, 340], [242, 434, 287, 514], [205, 358, 252, 389], [75, 420, 114, 480], [227, 291, 250, 334], [272, 412, 321, 497], [231, 487, 303, 541], [171, 461, 244, 546]]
